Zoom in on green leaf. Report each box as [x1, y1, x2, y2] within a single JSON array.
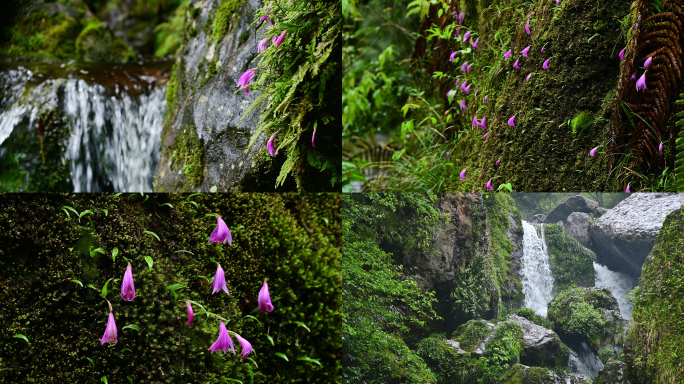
[[144, 256, 154, 269], [101, 376, 108, 383], [266, 334, 274, 346], [100, 278, 114, 299], [86, 357, 95, 367], [71, 279, 83, 287], [243, 315, 262, 326], [297, 356, 321, 366], [112, 247, 118, 263], [102, 209, 108, 216], [246, 357, 258, 369], [13, 334, 29, 344], [291, 321, 311, 332], [122, 324, 140, 332], [78, 210, 94, 222], [143, 231, 160, 242], [274, 352, 289, 361], [174, 249, 194, 255], [160, 203, 173, 208], [223, 379, 243, 384]]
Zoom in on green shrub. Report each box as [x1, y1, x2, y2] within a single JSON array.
[[457, 321, 492, 351], [515, 307, 553, 330], [478, 322, 523, 384]]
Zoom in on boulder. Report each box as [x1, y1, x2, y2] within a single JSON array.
[[562, 212, 594, 248], [530, 214, 546, 224], [498, 364, 591, 384], [594, 361, 632, 384], [545, 195, 599, 224], [589, 193, 684, 277]]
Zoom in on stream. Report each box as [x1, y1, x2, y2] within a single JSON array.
[[0, 61, 169, 192]]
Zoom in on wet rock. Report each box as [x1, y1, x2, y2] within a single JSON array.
[[594, 361, 631, 384], [589, 193, 684, 277], [561, 212, 594, 249], [529, 214, 546, 224], [545, 195, 599, 224], [507, 315, 568, 368], [499, 364, 591, 384]]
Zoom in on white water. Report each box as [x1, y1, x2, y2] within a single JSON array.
[[568, 342, 604, 378], [521, 221, 555, 316], [0, 66, 166, 191], [593, 262, 637, 320]]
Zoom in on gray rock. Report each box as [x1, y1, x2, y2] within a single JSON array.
[[499, 364, 590, 384], [545, 195, 599, 223], [594, 361, 631, 384], [595, 207, 608, 217], [530, 213, 547, 224], [445, 340, 467, 354], [562, 212, 594, 248], [589, 193, 684, 277]]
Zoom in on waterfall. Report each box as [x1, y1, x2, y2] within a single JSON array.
[[0, 64, 167, 191], [593, 262, 637, 320], [521, 221, 555, 316], [568, 342, 604, 378]]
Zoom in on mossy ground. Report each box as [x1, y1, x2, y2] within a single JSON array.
[[544, 224, 596, 294], [0, 193, 341, 383]]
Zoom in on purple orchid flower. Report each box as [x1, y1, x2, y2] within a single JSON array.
[[644, 57, 652, 67], [541, 47, 545, 54], [473, 115, 479, 127], [460, 169, 466, 181], [460, 80, 468, 92], [455, 79, 460, 87], [543, 58, 550, 69], [619, 48, 625, 61], [312, 127, 316, 148], [258, 37, 269, 53], [636, 73, 647, 91], [659, 142, 663, 154], [472, 39, 479, 50], [464, 84, 471, 95], [590, 146, 598, 157], [258, 281, 274, 312], [207, 322, 235, 354], [525, 21, 531, 35], [522, 46, 531, 57], [526, 73, 532, 82], [483, 95, 488, 104], [101, 312, 118, 345], [446, 151, 451, 158], [626, 183, 631, 193], [631, 72, 636, 79], [513, 59, 520, 69], [496, 159, 501, 167], [275, 30, 287, 47], [267, 132, 277, 156], [458, 12, 465, 25], [450, 51, 458, 62], [486, 179, 494, 191], [211, 264, 230, 295], [235, 334, 253, 360], [508, 115, 516, 127], [447, 89, 456, 101], [461, 62, 468, 72], [480, 116, 487, 129], [186, 300, 194, 327], [467, 63, 473, 73], [463, 30, 471, 42], [209, 217, 232, 245], [504, 49, 512, 60], [460, 99, 467, 110], [238, 69, 256, 94], [482, 132, 489, 140], [121, 263, 135, 301], [556, 0, 561, 4]]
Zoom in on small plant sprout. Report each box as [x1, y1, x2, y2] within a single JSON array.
[[209, 216, 232, 245], [258, 279, 274, 312], [207, 322, 235, 354], [211, 264, 230, 295], [121, 263, 135, 301], [101, 299, 117, 345]]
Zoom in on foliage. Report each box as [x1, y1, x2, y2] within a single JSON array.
[[547, 288, 611, 347], [544, 224, 596, 294], [628, 207, 684, 384], [452, 254, 499, 324], [515, 307, 552, 330], [598, 346, 616, 364], [478, 322, 523, 384], [0, 193, 341, 383], [154, 0, 189, 57], [246, 0, 341, 190], [676, 93, 684, 191], [416, 334, 480, 384], [455, 320, 492, 351]]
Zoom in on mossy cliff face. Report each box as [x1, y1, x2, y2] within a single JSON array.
[[471, 0, 629, 191], [0, 193, 341, 383], [156, 0, 270, 192], [627, 207, 684, 384], [544, 224, 596, 294]]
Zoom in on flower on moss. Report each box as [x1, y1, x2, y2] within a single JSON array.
[[496, 159, 501, 167], [208, 322, 235, 354], [186, 300, 194, 328], [631, 72, 636, 79], [121, 263, 135, 301], [460, 99, 467, 110], [463, 30, 471, 42], [659, 142, 663, 154], [312, 128, 316, 148], [619, 48, 625, 61], [482, 132, 489, 140], [258, 281, 274, 312], [472, 39, 479, 50], [463, 84, 471, 95], [446, 151, 451, 158], [504, 49, 512, 60], [644, 57, 652, 67], [450, 51, 458, 62], [267, 132, 277, 156], [100, 312, 117, 345], [209, 217, 232, 245], [472, 115, 479, 127], [525, 21, 531, 35], [513, 59, 520, 69], [541, 47, 545, 54], [457, 12, 465, 25], [636, 73, 647, 91], [526, 73, 531, 82], [258, 37, 269, 52], [454, 78, 460, 87], [543, 58, 550, 69], [508, 115, 516, 127], [460, 169, 466, 181], [461, 62, 468, 72], [483, 95, 488, 104], [480, 116, 487, 129], [212, 264, 229, 295], [486, 179, 494, 191], [237, 70, 256, 95], [467, 63, 473, 73], [590, 146, 598, 157], [626, 183, 631, 193], [275, 30, 287, 47], [522, 46, 530, 57], [235, 334, 253, 360]]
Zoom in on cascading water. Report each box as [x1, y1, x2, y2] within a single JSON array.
[[568, 342, 604, 378], [521, 221, 555, 316], [594, 262, 638, 320], [0, 63, 168, 191]]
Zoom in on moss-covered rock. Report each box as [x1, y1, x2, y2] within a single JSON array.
[[626, 207, 684, 384], [0, 193, 341, 383], [544, 224, 596, 294], [416, 333, 480, 384]]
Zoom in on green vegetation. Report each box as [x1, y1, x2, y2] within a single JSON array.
[[455, 320, 492, 351], [515, 307, 552, 330], [628, 207, 684, 384], [416, 334, 476, 384], [0, 193, 341, 383], [162, 125, 206, 189], [452, 254, 500, 323], [544, 224, 596, 294], [478, 322, 523, 384], [513, 193, 627, 220], [210, 0, 243, 43], [547, 288, 611, 348], [154, 0, 189, 57]]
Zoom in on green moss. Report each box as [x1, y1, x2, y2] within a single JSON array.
[[417, 334, 479, 384], [165, 61, 180, 114], [547, 287, 616, 348], [210, 0, 243, 42], [238, 31, 249, 45], [628, 207, 684, 383], [166, 125, 205, 187], [569, 111, 594, 136], [544, 224, 595, 294], [457, 320, 493, 351], [514, 307, 553, 330]]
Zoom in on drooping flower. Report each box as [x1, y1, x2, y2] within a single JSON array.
[[207, 322, 235, 355], [458, 12, 465, 25], [461, 62, 468, 72], [267, 132, 277, 156], [525, 21, 531, 35], [275, 30, 287, 47], [513, 59, 520, 69], [460, 169, 466, 181], [260, 16, 274, 25], [486, 179, 494, 191], [482, 132, 489, 140], [644, 57, 652, 67], [186, 300, 194, 328], [590, 146, 598, 157], [467, 63, 473, 73], [619, 48, 625, 61], [541, 47, 545, 54], [460, 99, 467, 110], [659, 142, 663, 154], [446, 151, 451, 158], [526, 73, 532, 82], [636, 73, 647, 91], [463, 84, 471, 95], [258, 37, 269, 53], [235, 334, 253, 361], [121, 263, 135, 301], [472, 39, 479, 50], [480, 116, 487, 129], [211, 264, 230, 295], [543, 58, 550, 70], [496, 159, 501, 167], [450, 51, 458, 62], [472, 115, 479, 127], [508, 115, 516, 127], [631, 72, 636, 79], [504, 49, 512, 60], [258, 281, 274, 312], [460, 80, 468, 93], [454, 79, 460, 87], [463, 30, 471, 42], [209, 217, 232, 245], [100, 312, 117, 345], [625, 183, 631, 193], [237, 70, 256, 95], [522, 46, 531, 57], [556, 0, 561, 4]]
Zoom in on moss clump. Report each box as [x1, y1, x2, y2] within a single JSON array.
[[456, 320, 493, 351], [210, 0, 243, 42], [547, 287, 616, 348], [627, 207, 684, 384], [544, 224, 596, 294], [165, 61, 181, 114], [416, 334, 480, 384], [0, 193, 341, 383], [165, 125, 205, 187], [570, 111, 594, 136], [515, 307, 553, 330]]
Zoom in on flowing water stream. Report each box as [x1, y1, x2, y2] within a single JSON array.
[[0, 61, 169, 191], [593, 261, 637, 320], [521, 221, 555, 316]]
